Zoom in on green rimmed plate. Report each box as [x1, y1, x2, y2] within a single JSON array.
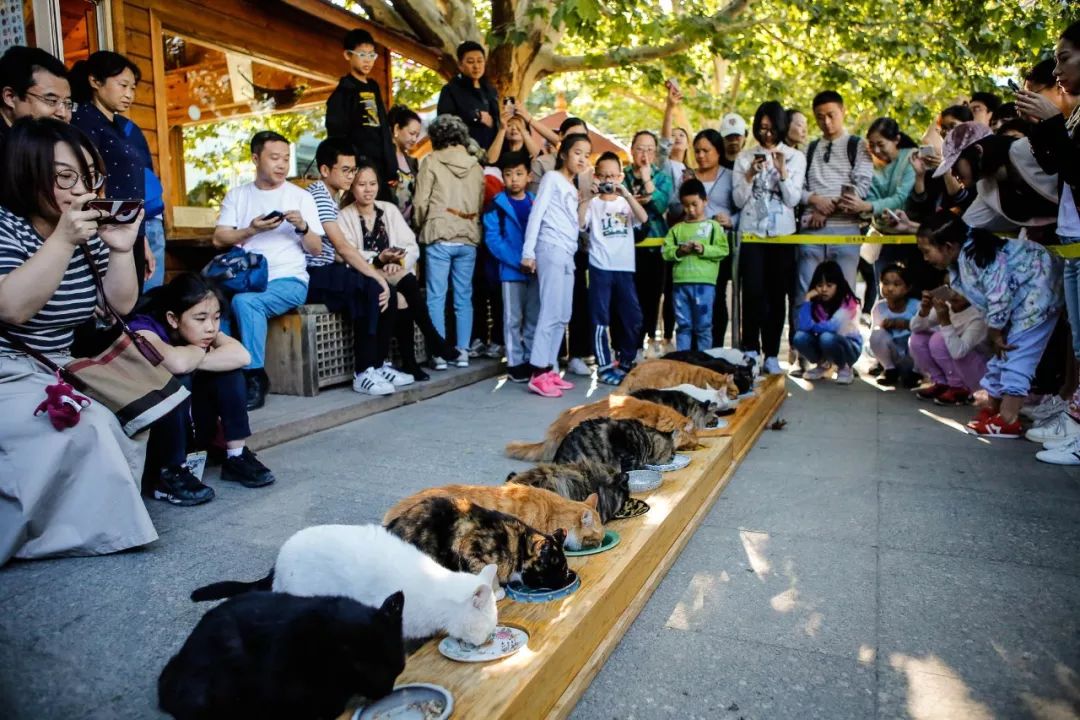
[[564, 529, 620, 557]]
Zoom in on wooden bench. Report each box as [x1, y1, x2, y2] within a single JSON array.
[[264, 304, 427, 396]]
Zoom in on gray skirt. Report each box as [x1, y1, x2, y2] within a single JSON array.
[[0, 353, 158, 564]]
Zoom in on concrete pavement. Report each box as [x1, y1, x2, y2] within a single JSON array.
[[2, 369, 1079, 719]]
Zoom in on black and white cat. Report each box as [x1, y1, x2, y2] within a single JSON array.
[[191, 524, 499, 645], [159, 590, 405, 720]]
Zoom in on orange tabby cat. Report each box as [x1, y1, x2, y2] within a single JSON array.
[[505, 395, 699, 462], [617, 359, 739, 398], [382, 484, 604, 551]]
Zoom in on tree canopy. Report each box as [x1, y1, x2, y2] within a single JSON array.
[[341, 0, 1075, 139]]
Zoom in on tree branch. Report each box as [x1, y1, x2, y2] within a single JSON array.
[[351, 0, 415, 37], [548, 0, 753, 73], [391, 0, 460, 55]]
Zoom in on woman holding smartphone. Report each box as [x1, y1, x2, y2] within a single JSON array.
[[337, 160, 458, 385]]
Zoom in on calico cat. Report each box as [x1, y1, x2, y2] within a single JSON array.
[[505, 395, 698, 462], [159, 591, 406, 720], [553, 417, 675, 474], [619, 359, 740, 399], [383, 483, 604, 551], [386, 496, 571, 593], [190, 524, 498, 645], [628, 388, 724, 429], [506, 459, 629, 524], [663, 349, 754, 394]]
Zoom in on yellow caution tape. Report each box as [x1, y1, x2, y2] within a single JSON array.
[[1049, 244, 1080, 259], [635, 237, 665, 248], [740, 234, 918, 245]]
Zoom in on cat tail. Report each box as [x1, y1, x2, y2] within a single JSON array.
[[504, 439, 551, 461], [190, 570, 274, 601]]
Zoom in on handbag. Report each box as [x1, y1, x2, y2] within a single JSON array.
[[202, 246, 268, 294], [1, 246, 189, 437]]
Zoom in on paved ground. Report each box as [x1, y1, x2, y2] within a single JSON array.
[[2, 363, 1079, 718]]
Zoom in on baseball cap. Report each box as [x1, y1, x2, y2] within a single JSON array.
[[933, 121, 992, 179], [720, 113, 747, 137]]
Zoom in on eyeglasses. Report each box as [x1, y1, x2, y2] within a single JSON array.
[[337, 166, 358, 176], [25, 91, 77, 113], [55, 168, 106, 190], [347, 50, 379, 61]]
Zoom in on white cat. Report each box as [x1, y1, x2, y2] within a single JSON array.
[[191, 524, 499, 645], [662, 383, 738, 412]]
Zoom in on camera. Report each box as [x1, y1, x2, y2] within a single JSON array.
[[598, 181, 616, 194]]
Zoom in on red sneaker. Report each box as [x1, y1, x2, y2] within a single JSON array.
[[528, 372, 563, 398], [966, 406, 995, 429], [915, 383, 949, 401], [934, 388, 972, 407], [967, 413, 1022, 438], [549, 371, 575, 390]]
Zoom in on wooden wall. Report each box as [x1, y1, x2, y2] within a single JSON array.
[[110, 0, 393, 229]]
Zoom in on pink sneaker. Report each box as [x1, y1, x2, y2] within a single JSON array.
[[549, 371, 574, 390], [528, 372, 563, 398]]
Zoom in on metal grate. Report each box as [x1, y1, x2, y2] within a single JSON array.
[[314, 312, 355, 387]]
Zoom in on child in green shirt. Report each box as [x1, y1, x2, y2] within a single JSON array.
[[662, 179, 730, 350]]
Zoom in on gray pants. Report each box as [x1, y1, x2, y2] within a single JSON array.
[[531, 242, 576, 369], [502, 278, 540, 367], [796, 224, 863, 298]]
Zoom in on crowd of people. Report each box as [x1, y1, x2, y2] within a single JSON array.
[[1, 19, 1079, 566]]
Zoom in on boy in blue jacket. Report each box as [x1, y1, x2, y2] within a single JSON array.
[[484, 152, 538, 382]]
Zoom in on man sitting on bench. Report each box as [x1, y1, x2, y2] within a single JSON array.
[[214, 131, 323, 409]]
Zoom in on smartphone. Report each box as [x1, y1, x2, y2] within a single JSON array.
[[918, 145, 937, 158], [503, 96, 515, 107], [86, 199, 143, 224], [883, 207, 901, 223], [665, 78, 680, 93], [929, 285, 953, 302], [1007, 78, 1020, 93], [754, 149, 768, 160], [262, 210, 285, 222], [841, 183, 857, 197]]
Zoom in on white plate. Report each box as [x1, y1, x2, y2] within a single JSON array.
[[645, 453, 692, 472], [438, 626, 528, 663]]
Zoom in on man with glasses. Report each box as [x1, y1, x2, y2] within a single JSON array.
[[326, 29, 395, 200], [0, 46, 73, 144]]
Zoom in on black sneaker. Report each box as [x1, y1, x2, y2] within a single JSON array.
[[221, 447, 276, 488], [877, 368, 899, 387], [153, 465, 215, 506], [507, 363, 532, 383], [404, 364, 431, 382], [868, 362, 884, 377]]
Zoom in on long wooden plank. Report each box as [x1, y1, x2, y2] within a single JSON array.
[[385, 375, 786, 720]]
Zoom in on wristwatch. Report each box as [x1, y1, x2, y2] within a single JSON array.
[[295, 223, 309, 235]]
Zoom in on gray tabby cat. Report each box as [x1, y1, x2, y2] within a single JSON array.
[[553, 418, 675, 473], [506, 459, 629, 523]]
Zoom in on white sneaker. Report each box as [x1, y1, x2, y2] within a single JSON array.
[[1024, 411, 1080, 444], [353, 367, 395, 395], [467, 338, 485, 358], [762, 356, 782, 375], [1021, 394, 1066, 422], [1044, 433, 1080, 451], [835, 365, 854, 385], [483, 342, 504, 359], [430, 355, 448, 371], [378, 362, 414, 387], [567, 357, 591, 376], [1036, 435, 1080, 465], [454, 349, 470, 368], [803, 363, 829, 381]]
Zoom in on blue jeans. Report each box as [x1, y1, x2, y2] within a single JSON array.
[[1060, 235, 1080, 357], [143, 216, 166, 291], [425, 243, 477, 351], [230, 277, 308, 369], [674, 283, 715, 352], [791, 330, 862, 368]]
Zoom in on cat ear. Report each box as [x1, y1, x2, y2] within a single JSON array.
[[684, 421, 694, 433], [478, 563, 499, 588], [584, 493, 599, 510], [379, 591, 405, 620], [553, 528, 567, 548], [581, 509, 594, 527], [505, 471, 517, 483], [471, 584, 492, 609]]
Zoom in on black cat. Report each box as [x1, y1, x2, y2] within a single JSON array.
[[159, 591, 405, 720], [663, 349, 754, 394]]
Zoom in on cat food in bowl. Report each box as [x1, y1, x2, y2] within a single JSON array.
[[645, 453, 692, 473], [564, 530, 620, 557], [355, 683, 453, 720], [505, 570, 580, 603], [438, 625, 528, 663], [627, 469, 662, 493]]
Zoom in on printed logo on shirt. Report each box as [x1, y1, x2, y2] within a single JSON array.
[[600, 210, 632, 238], [357, 91, 380, 127]]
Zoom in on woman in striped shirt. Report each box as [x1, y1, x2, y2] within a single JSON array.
[[0, 118, 157, 564]]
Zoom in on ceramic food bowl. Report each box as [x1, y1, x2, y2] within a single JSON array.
[[627, 469, 662, 493], [437, 625, 528, 663], [564, 530, 620, 557], [645, 453, 692, 472], [505, 570, 580, 603], [354, 683, 453, 720]]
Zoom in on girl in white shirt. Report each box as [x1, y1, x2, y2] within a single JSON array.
[[521, 134, 592, 397]]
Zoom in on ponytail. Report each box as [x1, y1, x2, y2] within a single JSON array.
[[69, 51, 141, 104]]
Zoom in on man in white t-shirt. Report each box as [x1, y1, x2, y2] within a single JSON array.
[[214, 130, 323, 409], [582, 152, 649, 385]]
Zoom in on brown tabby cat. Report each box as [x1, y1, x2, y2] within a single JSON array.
[[505, 395, 699, 462], [507, 459, 629, 524], [618, 359, 740, 399], [382, 484, 604, 551], [385, 496, 570, 593]]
